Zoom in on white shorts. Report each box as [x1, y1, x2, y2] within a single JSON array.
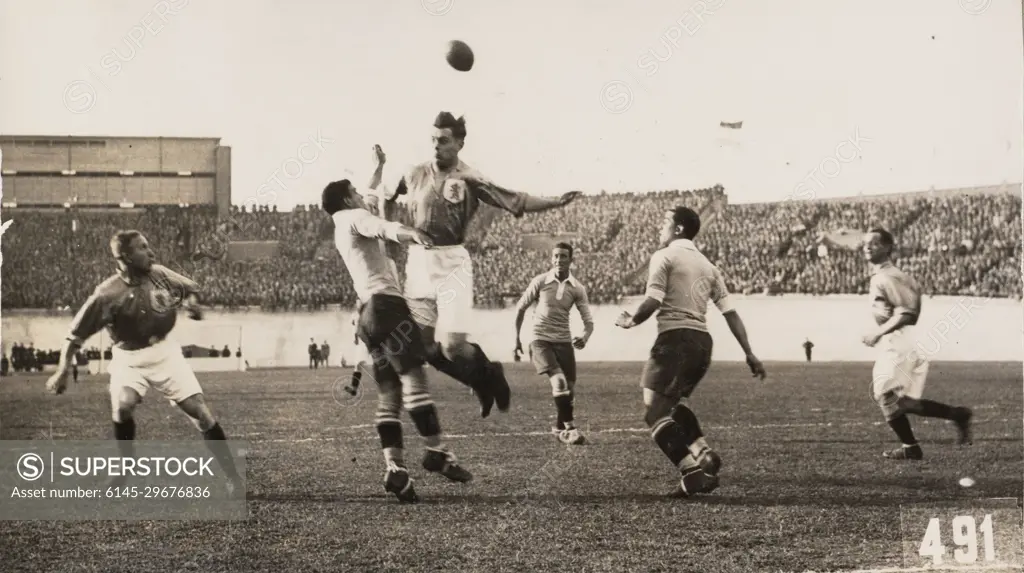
[[403, 244, 473, 332], [871, 327, 929, 401], [108, 338, 203, 413]]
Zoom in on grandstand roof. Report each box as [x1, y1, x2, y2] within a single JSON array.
[[0, 135, 222, 144]]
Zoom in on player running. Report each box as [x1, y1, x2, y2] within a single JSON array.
[[379, 112, 582, 418], [616, 206, 766, 498], [861, 228, 972, 460], [514, 242, 594, 445], [324, 177, 472, 503], [44, 230, 243, 496]]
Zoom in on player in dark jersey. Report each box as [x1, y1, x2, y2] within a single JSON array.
[[45, 230, 243, 496], [381, 112, 582, 418]]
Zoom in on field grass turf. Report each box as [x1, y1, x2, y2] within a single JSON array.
[[1, 360, 1021, 573]]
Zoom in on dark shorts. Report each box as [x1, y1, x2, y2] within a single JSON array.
[[357, 294, 426, 376], [530, 340, 577, 382], [641, 328, 713, 401]]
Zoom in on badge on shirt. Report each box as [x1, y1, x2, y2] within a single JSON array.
[[442, 179, 467, 204], [150, 288, 176, 316]]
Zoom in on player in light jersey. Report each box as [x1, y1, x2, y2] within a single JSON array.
[[381, 112, 582, 418], [344, 146, 393, 397], [324, 177, 472, 503], [44, 230, 243, 495], [861, 228, 972, 460], [514, 242, 595, 445], [616, 206, 766, 497]]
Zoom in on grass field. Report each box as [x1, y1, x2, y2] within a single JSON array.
[[1, 361, 1021, 573]]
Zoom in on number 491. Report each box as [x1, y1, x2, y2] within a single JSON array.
[[919, 514, 995, 566]]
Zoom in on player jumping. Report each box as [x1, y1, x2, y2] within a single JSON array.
[[44, 230, 243, 496], [615, 206, 766, 497], [514, 242, 594, 445], [861, 228, 972, 460], [324, 177, 472, 503], [380, 112, 582, 418]]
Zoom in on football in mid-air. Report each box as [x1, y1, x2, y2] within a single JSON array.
[[446, 40, 474, 72]]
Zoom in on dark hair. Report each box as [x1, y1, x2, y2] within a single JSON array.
[[671, 206, 701, 240], [322, 179, 354, 215], [553, 242, 574, 259], [110, 230, 143, 260], [434, 111, 467, 140], [868, 227, 895, 248]]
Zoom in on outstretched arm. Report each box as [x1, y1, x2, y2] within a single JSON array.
[[521, 191, 583, 213]]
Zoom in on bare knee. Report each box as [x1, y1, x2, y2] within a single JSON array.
[[112, 388, 142, 423], [643, 391, 677, 428], [549, 373, 569, 397], [176, 394, 217, 431]]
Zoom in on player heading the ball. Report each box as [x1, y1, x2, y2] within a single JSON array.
[[379, 111, 583, 419]]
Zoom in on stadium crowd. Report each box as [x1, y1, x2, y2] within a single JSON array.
[[2, 187, 1019, 312]]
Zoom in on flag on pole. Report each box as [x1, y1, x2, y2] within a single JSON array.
[[719, 121, 743, 129]]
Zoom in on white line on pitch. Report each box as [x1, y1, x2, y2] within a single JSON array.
[[257, 418, 1011, 445]]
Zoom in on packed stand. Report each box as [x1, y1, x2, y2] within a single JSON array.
[[1, 188, 1019, 312]]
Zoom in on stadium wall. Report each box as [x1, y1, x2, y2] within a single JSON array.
[[3, 296, 1019, 368]]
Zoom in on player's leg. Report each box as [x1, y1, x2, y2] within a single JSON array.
[[372, 364, 419, 503], [872, 351, 924, 460], [364, 294, 472, 485], [108, 366, 146, 488], [150, 344, 243, 493], [666, 330, 717, 474], [641, 331, 717, 496], [892, 357, 973, 445], [435, 249, 511, 414], [346, 344, 371, 396], [409, 297, 495, 417], [533, 341, 583, 444]]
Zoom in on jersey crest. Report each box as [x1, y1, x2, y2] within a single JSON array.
[[442, 179, 467, 204], [149, 287, 177, 316]]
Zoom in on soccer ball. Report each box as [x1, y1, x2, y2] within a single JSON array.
[[446, 40, 474, 72]]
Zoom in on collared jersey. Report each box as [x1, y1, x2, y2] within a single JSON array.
[[644, 239, 735, 334], [868, 261, 921, 327], [332, 208, 405, 302], [516, 270, 594, 343], [392, 160, 528, 246], [68, 264, 200, 350]]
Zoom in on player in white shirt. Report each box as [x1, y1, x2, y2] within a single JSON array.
[[324, 176, 472, 503], [861, 228, 972, 460]]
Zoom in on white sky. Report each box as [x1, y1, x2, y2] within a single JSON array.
[[1, 0, 1021, 208]]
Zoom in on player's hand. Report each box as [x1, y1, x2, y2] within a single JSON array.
[[408, 229, 434, 247], [45, 370, 70, 395], [861, 333, 881, 347], [559, 191, 583, 206], [745, 353, 766, 380], [572, 336, 587, 350], [372, 144, 386, 167], [615, 311, 635, 329]]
